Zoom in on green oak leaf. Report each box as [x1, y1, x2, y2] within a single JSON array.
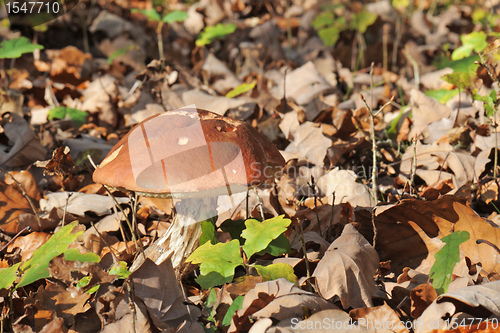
[[220, 218, 246, 244], [256, 233, 291, 257], [429, 230, 470, 294], [241, 215, 291, 259], [17, 222, 85, 289], [222, 295, 244, 326], [350, 9, 377, 33], [254, 263, 297, 283], [442, 72, 474, 90], [187, 239, 243, 289], [64, 248, 100, 263], [452, 31, 488, 61], [109, 261, 131, 279], [200, 219, 218, 245]]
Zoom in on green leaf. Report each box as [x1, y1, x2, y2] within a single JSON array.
[[442, 72, 474, 90], [0, 37, 44, 59], [429, 231, 470, 294], [424, 88, 460, 104], [131, 8, 161, 21], [0, 263, 22, 291], [254, 263, 297, 283], [205, 288, 218, 323], [222, 295, 244, 326], [472, 8, 487, 23], [86, 284, 100, 294], [225, 81, 256, 98], [200, 219, 217, 245], [451, 31, 488, 60], [162, 10, 188, 24], [474, 89, 498, 117], [318, 26, 341, 47], [48, 106, 88, 126], [187, 239, 243, 289], [77, 276, 92, 288], [196, 23, 237, 47], [256, 233, 290, 257], [350, 9, 377, 33], [312, 11, 335, 29], [107, 45, 136, 65], [64, 248, 100, 263], [220, 219, 246, 244], [17, 222, 84, 289], [387, 106, 406, 140], [241, 215, 291, 259], [109, 261, 131, 279], [434, 54, 480, 72]]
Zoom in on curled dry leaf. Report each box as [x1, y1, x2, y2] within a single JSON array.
[[410, 282, 438, 319], [35, 283, 91, 328], [409, 89, 452, 140], [282, 121, 331, 167], [40, 192, 129, 217], [312, 224, 380, 309], [229, 278, 338, 332], [350, 302, 410, 333], [399, 141, 475, 194], [415, 281, 500, 333], [270, 62, 332, 105], [0, 113, 47, 167], [316, 167, 373, 207], [96, 286, 153, 333], [130, 258, 203, 332], [41, 46, 92, 83], [0, 171, 41, 235], [6, 232, 51, 262]]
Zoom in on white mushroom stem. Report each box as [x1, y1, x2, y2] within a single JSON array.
[[131, 196, 218, 277]]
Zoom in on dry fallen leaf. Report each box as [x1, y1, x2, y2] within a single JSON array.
[[312, 223, 380, 309], [415, 281, 500, 333], [229, 278, 337, 332]]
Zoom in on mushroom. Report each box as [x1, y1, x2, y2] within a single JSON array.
[[93, 106, 285, 276]]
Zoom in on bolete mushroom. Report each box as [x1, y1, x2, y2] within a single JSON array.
[[93, 106, 285, 276]]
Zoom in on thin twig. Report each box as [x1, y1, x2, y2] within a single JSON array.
[[410, 134, 418, 196], [307, 176, 322, 238], [253, 188, 265, 220]]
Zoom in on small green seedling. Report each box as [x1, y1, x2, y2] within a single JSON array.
[[187, 215, 295, 290], [312, 6, 377, 47], [196, 23, 237, 47], [429, 230, 470, 294], [48, 106, 88, 127], [131, 9, 188, 61]]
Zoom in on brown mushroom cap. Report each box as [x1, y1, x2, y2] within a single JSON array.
[[93, 108, 285, 198]]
